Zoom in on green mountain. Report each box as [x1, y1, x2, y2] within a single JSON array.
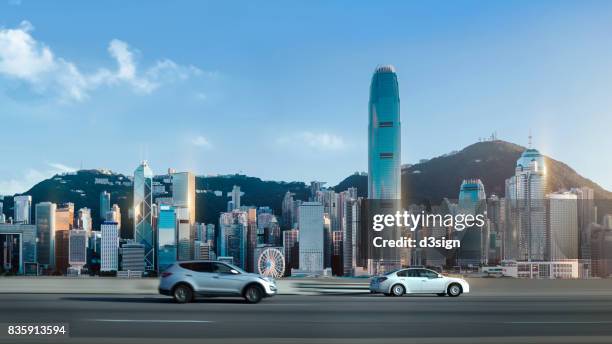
[[2, 140, 611, 234]]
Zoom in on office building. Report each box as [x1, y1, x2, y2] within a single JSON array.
[[101, 221, 119, 272], [157, 205, 177, 272], [227, 185, 242, 211], [457, 179, 488, 267], [219, 210, 248, 269], [0, 223, 37, 274], [100, 191, 111, 221], [105, 204, 121, 230], [298, 202, 324, 274], [570, 187, 596, 261], [13, 195, 32, 224], [68, 229, 87, 273], [505, 145, 547, 261], [548, 192, 578, 260], [368, 65, 401, 200], [36, 202, 57, 269], [120, 242, 145, 275], [283, 229, 299, 272], [77, 208, 93, 236], [172, 171, 196, 224], [134, 161, 154, 271]]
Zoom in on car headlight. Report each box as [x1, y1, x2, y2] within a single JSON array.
[[260, 276, 274, 284]]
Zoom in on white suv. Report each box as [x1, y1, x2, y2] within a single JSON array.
[[158, 261, 277, 303], [369, 268, 470, 297]]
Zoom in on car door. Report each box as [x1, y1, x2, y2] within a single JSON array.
[[402, 269, 423, 293], [419, 269, 446, 293], [185, 262, 217, 294], [211, 262, 245, 295]]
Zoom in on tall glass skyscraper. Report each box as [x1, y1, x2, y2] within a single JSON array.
[[157, 205, 177, 272], [457, 179, 488, 267], [368, 65, 401, 200], [134, 161, 154, 271]]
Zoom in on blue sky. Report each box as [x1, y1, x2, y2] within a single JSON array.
[[1, 0, 612, 194]]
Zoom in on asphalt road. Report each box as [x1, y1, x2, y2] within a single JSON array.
[[2, 292, 612, 344]]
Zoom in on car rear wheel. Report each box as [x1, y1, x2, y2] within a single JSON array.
[[244, 285, 263, 304], [391, 284, 405, 297], [173, 284, 193, 303], [447, 283, 462, 297]]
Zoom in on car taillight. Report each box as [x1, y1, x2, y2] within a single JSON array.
[[377, 277, 387, 282], [161, 272, 173, 278]]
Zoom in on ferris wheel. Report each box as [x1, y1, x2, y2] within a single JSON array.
[[257, 247, 285, 279]]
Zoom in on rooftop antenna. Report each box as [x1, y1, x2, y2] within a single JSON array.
[[528, 130, 533, 149]]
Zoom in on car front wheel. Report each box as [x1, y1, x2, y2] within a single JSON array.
[[173, 284, 193, 303], [244, 285, 263, 304], [447, 283, 462, 297]]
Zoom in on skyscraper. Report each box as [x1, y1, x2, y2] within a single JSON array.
[[505, 147, 547, 261], [101, 221, 119, 272], [172, 171, 196, 224], [298, 202, 324, 274], [227, 185, 242, 211], [157, 205, 177, 272], [134, 161, 154, 271], [68, 229, 87, 274], [77, 208, 92, 236], [36, 202, 57, 270], [100, 191, 111, 221], [13, 195, 32, 224], [368, 65, 401, 200], [219, 210, 248, 269], [548, 192, 578, 260], [457, 179, 488, 267]]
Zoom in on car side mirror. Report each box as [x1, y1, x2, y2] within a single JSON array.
[[230, 269, 239, 275]]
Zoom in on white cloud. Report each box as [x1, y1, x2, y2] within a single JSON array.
[[0, 21, 202, 102], [278, 131, 348, 151], [191, 135, 212, 148], [0, 162, 77, 195]]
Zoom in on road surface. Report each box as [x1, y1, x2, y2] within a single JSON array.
[[1, 292, 612, 343]]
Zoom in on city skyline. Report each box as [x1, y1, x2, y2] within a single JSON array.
[[2, 1, 612, 195]]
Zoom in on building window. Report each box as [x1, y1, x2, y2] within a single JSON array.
[[379, 153, 393, 159], [379, 121, 393, 127]]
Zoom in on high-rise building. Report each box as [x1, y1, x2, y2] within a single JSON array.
[[505, 146, 547, 261], [193, 241, 213, 260], [100, 191, 111, 221], [120, 242, 145, 274], [367, 65, 402, 274], [77, 208, 92, 236], [591, 224, 612, 277], [282, 229, 299, 272], [343, 197, 361, 276], [323, 213, 332, 268], [105, 204, 121, 230], [227, 185, 242, 211], [0, 223, 37, 274], [368, 65, 401, 200], [219, 210, 248, 269], [101, 221, 119, 272], [157, 205, 177, 272], [486, 195, 506, 264], [134, 161, 154, 271], [457, 179, 488, 267], [36, 202, 57, 270], [172, 171, 196, 224], [548, 192, 578, 260], [68, 229, 87, 273], [13, 195, 32, 224], [570, 187, 596, 260], [246, 208, 257, 272], [55, 203, 74, 231], [281, 191, 295, 230], [298, 202, 324, 274]]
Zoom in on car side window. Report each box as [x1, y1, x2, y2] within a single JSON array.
[[396, 269, 408, 277], [192, 262, 214, 273], [420, 269, 438, 278], [407, 269, 420, 277], [213, 263, 234, 274]]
